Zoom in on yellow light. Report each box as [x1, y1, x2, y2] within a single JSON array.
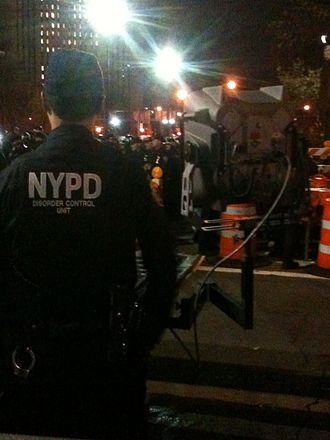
[[303, 104, 311, 111], [95, 126, 102, 134], [151, 166, 163, 179], [226, 80, 237, 90], [176, 89, 188, 101], [156, 106, 162, 112]]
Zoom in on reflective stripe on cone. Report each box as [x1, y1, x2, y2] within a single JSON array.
[[317, 198, 330, 269]]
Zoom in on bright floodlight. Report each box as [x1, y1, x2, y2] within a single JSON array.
[[85, 0, 132, 36], [321, 34, 328, 45], [153, 47, 183, 82]]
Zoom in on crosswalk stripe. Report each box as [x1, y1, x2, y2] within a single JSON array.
[[196, 265, 329, 280]]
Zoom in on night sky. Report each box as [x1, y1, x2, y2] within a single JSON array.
[[133, 0, 329, 86]]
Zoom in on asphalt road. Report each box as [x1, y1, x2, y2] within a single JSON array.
[[148, 255, 330, 439]]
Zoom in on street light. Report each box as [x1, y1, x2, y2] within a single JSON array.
[[226, 79, 237, 90], [176, 88, 188, 101]]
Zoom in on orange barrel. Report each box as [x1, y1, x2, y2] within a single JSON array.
[[310, 174, 330, 207], [317, 197, 330, 269], [310, 174, 329, 188], [220, 203, 256, 260], [317, 188, 330, 206]]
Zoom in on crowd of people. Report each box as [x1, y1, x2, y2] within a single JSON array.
[[0, 125, 47, 170]]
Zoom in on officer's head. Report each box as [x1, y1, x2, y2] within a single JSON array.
[[43, 49, 105, 123]]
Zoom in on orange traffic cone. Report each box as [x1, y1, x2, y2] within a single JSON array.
[[317, 197, 330, 269]]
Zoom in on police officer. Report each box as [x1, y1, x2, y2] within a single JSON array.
[[146, 135, 184, 240], [0, 49, 176, 439]]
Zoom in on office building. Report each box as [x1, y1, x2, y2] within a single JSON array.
[[0, 0, 143, 126]]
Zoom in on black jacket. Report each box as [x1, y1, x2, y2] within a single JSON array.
[[0, 124, 177, 352]]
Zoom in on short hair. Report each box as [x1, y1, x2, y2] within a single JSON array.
[[43, 49, 105, 122]]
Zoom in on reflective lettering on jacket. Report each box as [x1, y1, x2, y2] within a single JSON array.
[[28, 172, 102, 199]]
